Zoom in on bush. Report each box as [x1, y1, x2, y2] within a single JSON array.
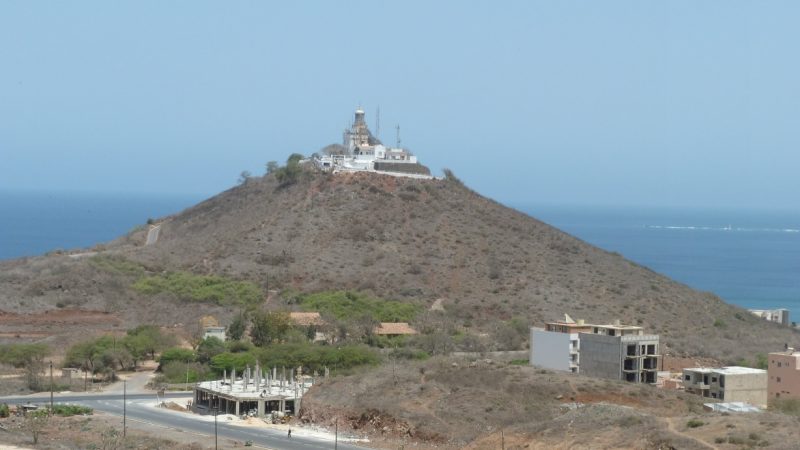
[[132, 272, 263, 307], [50, 404, 93, 416], [159, 347, 196, 367], [210, 352, 258, 374], [0, 403, 9, 418], [686, 418, 705, 428], [771, 398, 800, 416], [197, 337, 227, 363], [297, 290, 420, 322], [159, 361, 211, 384]]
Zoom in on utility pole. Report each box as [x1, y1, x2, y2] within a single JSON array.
[[214, 408, 219, 450], [49, 361, 53, 413], [123, 379, 127, 437], [186, 360, 190, 391], [501, 429, 505, 450], [334, 418, 338, 450]]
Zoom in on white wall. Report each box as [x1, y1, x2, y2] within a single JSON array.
[[530, 328, 571, 372]]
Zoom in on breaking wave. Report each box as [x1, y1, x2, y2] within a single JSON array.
[[646, 225, 800, 233]]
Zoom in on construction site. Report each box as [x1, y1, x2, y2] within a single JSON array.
[[192, 363, 315, 418]]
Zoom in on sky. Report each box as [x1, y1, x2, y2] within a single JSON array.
[[1, 1, 799, 209]]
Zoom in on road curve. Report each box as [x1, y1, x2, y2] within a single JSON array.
[[1, 393, 367, 450]]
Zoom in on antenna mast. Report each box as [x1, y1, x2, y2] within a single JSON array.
[[375, 106, 380, 140], [395, 125, 401, 148]]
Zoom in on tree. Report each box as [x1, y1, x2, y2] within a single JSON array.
[[265, 161, 279, 174], [275, 154, 305, 186], [227, 312, 246, 341], [23, 409, 49, 444], [321, 144, 346, 156], [196, 337, 226, 364], [250, 311, 292, 347], [0, 343, 49, 390], [238, 170, 252, 185], [158, 347, 197, 368], [123, 325, 176, 363]]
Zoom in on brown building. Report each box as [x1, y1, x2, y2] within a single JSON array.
[[768, 348, 800, 400]]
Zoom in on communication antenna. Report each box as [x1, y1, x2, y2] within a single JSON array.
[[395, 124, 401, 148], [375, 106, 380, 140]]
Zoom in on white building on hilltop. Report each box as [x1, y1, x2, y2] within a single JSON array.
[[314, 108, 432, 178]]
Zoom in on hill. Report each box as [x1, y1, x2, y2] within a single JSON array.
[[1, 166, 798, 360]]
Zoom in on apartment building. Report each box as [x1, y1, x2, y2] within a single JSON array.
[[683, 366, 767, 407], [580, 332, 660, 383], [768, 348, 800, 400], [530, 316, 660, 383]]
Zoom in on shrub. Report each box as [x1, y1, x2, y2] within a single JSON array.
[[297, 290, 420, 322], [159, 361, 211, 384], [158, 347, 196, 367], [686, 418, 705, 428], [50, 404, 93, 416], [132, 272, 262, 307], [771, 398, 800, 416], [88, 255, 145, 277], [0, 403, 9, 418]]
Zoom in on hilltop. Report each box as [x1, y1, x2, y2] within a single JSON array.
[[1, 164, 797, 360]]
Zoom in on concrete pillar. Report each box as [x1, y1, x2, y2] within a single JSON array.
[[258, 400, 265, 417], [235, 400, 240, 416], [279, 399, 285, 414]]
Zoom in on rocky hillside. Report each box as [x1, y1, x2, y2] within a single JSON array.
[[1, 167, 797, 359]]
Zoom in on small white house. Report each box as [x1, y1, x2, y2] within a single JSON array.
[[203, 326, 226, 342]]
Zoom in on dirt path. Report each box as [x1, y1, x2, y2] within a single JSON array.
[[664, 417, 718, 450]]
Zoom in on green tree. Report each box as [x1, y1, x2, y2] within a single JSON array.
[[250, 311, 292, 346], [227, 312, 246, 341], [238, 170, 252, 185], [274, 154, 305, 186], [123, 325, 176, 362], [24, 409, 49, 444], [266, 161, 279, 174], [197, 337, 226, 363], [0, 343, 49, 390], [158, 347, 197, 367]]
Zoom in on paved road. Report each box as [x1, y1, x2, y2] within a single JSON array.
[[145, 224, 161, 245], [1, 393, 365, 450]]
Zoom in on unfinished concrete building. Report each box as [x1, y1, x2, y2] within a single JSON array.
[[530, 315, 593, 373], [192, 364, 313, 417], [530, 316, 660, 381], [683, 366, 767, 407], [579, 331, 660, 384]]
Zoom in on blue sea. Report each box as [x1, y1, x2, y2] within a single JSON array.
[[518, 204, 800, 322], [1, 191, 798, 321], [0, 190, 204, 260]]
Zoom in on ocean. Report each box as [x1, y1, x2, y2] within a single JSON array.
[[1, 190, 798, 321], [0, 190, 204, 260], [517, 204, 800, 322]]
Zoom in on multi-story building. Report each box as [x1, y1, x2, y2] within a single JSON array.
[[749, 308, 790, 326], [530, 318, 593, 373], [530, 316, 660, 383], [768, 347, 800, 400], [580, 331, 660, 383], [683, 367, 767, 407]]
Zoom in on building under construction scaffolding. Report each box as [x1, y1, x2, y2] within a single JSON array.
[[192, 363, 315, 417]]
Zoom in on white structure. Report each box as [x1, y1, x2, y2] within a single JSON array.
[[203, 326, 226, 342], [530, 315, 661, 384], [313, 108, 432, 179], [193, 364, 313, 417], [530, 315, 589, 373], [683, 366, 768, 407], [749, 308, 790, 326]]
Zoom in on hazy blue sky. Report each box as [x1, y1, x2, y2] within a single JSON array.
[[2, 1, 799, 209]]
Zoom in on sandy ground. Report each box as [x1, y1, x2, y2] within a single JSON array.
[[149, 396, 368, 443]]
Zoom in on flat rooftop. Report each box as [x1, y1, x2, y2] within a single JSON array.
[[685, 366, 766, 375], [196, 378, 312, 401]]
